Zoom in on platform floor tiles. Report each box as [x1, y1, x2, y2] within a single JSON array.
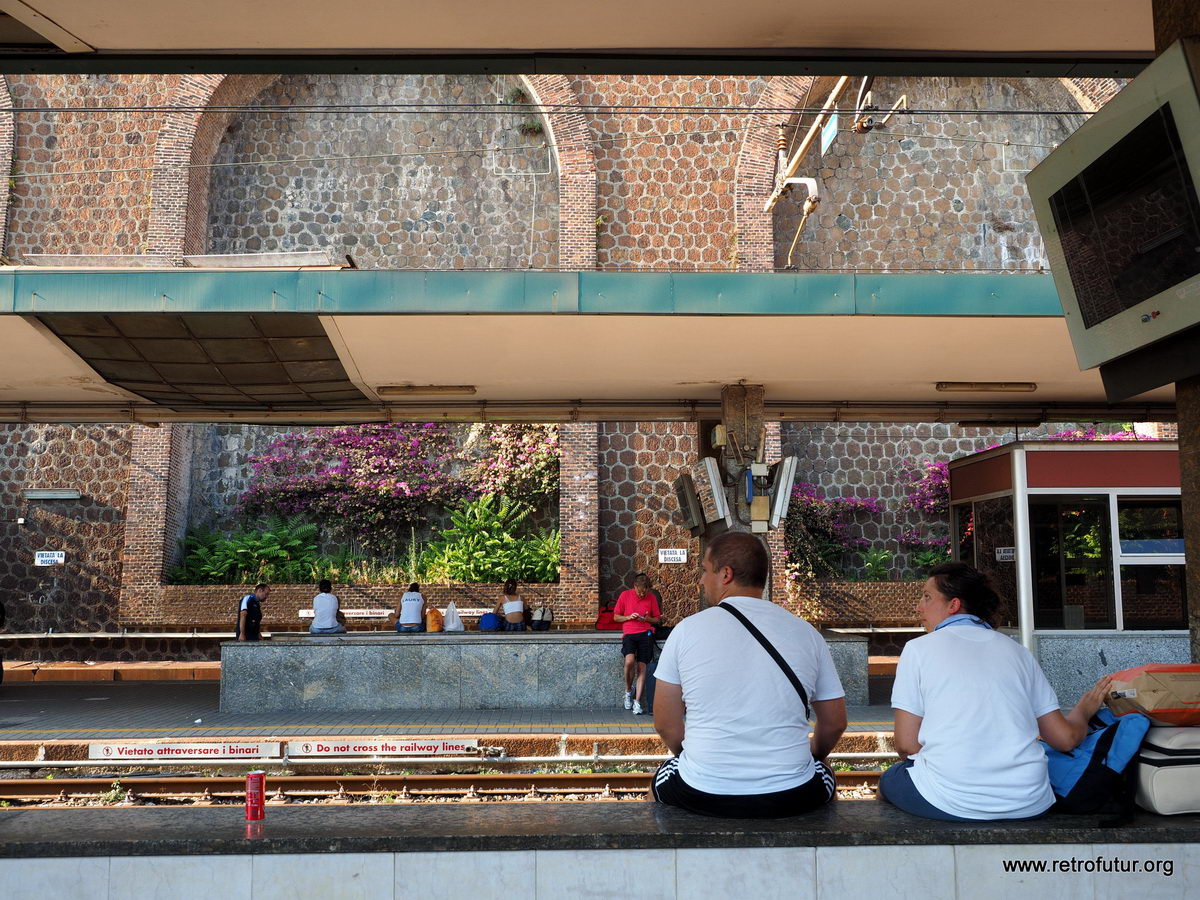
[[0, 683, 894, 740]]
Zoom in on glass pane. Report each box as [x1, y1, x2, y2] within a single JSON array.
[[1031, 499, 1115, 629], [1118, 499, 1184, 554], [973, 497, 1017, 629], [1120, 565, 1188, 630], [954, 504, 975, 568]]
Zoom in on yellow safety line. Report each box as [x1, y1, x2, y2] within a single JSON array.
[[0, 720, 892, 736]]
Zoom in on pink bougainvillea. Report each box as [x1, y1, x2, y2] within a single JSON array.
[[466, 424, 560, 505], [238, 423, 468, 552]]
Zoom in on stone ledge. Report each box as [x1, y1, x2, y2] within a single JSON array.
[[0, 802, 1196, 859]]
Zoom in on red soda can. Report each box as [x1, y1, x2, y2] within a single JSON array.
[[245, 771, 265, 821]]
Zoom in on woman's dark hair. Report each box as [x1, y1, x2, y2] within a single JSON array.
[[318, 579, 332, 594], [504, 578, 518, 594], [928, 562, 1002, 628], [408, 582, 420, 592]]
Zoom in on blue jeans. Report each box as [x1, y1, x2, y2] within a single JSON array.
[[309, 624, 346, 634], [396, 623, 426, 633], [502, 620, 526, 632], [880, 759, 1046, 822], [879, 760, 975, 821]]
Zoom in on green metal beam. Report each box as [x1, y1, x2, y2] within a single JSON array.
[[0, 270, 1064, 318]]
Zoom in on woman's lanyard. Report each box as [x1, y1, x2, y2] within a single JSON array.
[[934, 612, 992, 631]]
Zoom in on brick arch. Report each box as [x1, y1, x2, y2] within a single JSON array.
[[149, 73, 597, 266], [521, 74, 597, 269], [1060, 76, 1124, 113], [733, 76, 817, 272], [0, 76, 14, 259]]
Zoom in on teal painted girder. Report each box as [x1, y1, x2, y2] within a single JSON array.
[[0, 269, 1064, 317]]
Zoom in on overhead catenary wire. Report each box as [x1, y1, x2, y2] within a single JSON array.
[[0, 102, 1098, 116]]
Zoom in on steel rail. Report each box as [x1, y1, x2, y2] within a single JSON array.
[[0, 770, 881, 800]]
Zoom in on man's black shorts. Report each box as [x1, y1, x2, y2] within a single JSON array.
[[651, 757, 836, 818], [620, 631, 655, 663]]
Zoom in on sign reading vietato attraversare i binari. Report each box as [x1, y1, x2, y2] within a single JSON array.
[[89, 742, 279, 760]]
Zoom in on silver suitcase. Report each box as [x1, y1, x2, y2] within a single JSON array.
[[1135, 726, 1200, 815]]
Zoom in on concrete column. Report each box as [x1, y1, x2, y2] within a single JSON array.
[[1178, 376, 1200, 662], [1152, 0, 1200, 662]]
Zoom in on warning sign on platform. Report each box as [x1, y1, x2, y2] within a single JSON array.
[[35, 551, 66, 567], [89, 741, 279, 760], [287, 738, 479, 757], [658, 548, 688, 564]]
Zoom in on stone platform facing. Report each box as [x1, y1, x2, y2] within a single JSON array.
[[0, 803, 1196, 899], [1034, 632, 1191, 701], [219, 631, 868, 712]]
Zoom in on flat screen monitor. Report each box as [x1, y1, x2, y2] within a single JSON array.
[[1027, 39, 1200, 371]]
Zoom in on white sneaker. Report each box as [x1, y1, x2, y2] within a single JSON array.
[[623, 690, 633, 710], [632, 700, 644, 716]]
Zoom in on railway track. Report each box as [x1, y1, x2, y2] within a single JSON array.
[[0, 770, 881, 804]]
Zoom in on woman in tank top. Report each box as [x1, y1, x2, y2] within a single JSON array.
[[493, 578, 526, 632], [395, 582, 426, 633]]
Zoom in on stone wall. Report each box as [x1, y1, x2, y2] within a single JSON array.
[[786, 579, 923, 628], [782, 421, 1134, 579], [597, 422, 700, 623], [774, 77, 1090, 271], [186, 424, 298, 534], [206, 74, 559, 269], [572, 75, 766, 270], [0, 424, 132, 632]]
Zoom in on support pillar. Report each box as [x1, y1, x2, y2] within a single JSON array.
[[1152, 0, 1200, 662]]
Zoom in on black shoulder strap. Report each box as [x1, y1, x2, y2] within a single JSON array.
[[718, 602, 811, 720]]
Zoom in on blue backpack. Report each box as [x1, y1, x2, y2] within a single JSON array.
[[478, 612, 502, 631], [1041, 708, 1150, 816]]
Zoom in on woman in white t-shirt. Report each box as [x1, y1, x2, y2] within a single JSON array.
[[395, 582, 426, 633], [309, 579, 346, 634], [493, 578, 526, 632], [882, 562, 1111, 821]]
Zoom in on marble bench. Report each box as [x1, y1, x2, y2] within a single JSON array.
[[1, 801, 1195, 899]]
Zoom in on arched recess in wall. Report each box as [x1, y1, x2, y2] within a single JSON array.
[[733, 76, 817, 271], [0, 76, 14, 260], [149, 74, 595, 268]]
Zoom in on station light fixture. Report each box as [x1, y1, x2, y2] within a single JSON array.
[[376, 385, 477, 396], [23, 488, 81, 500], [935, 382, 1038, 393]]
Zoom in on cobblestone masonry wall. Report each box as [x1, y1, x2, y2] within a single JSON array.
[[206, 75, 559, 269], [571, 75, 767, 270], [0, 74, 1120, 266], [0, 425, 132, 633], [597, 421, 701, 623], [782, 421, 1135, 579], [4, 75, 181, 259], [774, 77, 1092, 271], [186, 424, 299, 534]]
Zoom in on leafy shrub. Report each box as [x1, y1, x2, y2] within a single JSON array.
[[420, 494, 560, 583], [170, 517, 320, 585], [784, 482, 882, 578], [858, 548, 894, 582], [909, 546, 951, 572]]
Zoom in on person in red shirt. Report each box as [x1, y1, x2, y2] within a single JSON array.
[[614, 573, 662, 715]]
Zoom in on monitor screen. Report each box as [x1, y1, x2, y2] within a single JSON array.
[[1048, 103, 1200, 330]]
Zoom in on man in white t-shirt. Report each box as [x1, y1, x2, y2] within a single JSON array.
[[309, 579, 346, 634], [652, 530, 847, 818]]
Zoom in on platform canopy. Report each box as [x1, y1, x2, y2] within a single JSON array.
[[0, 268, 1174, 424], [0, 0, 1154, 74]]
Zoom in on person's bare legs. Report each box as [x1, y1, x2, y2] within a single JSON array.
[[634, 660, 648, 702], [624, 653, 636, 692]]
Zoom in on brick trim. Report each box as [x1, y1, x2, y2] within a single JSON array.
[[117, 424, 178, 623], [734, 76, 817, 272], [1060, 77, 1123, 114], [522, 75, 598, 270], [0, 76, 13, 260]]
